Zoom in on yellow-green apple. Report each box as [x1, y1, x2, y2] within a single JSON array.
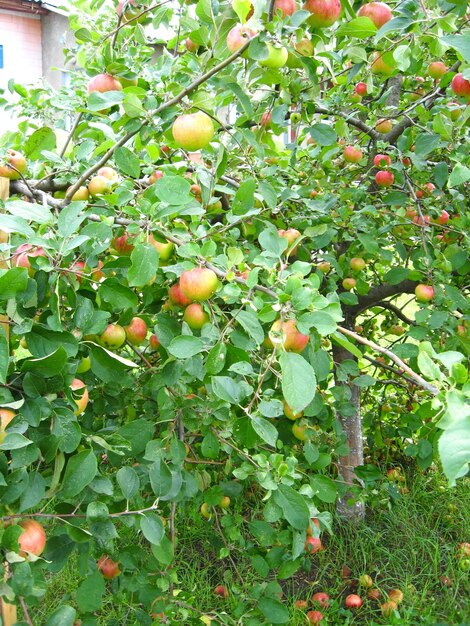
[[451, 73, 470, 100], [375, 170, 394, 187], [370, 52, 395, 75], [180, 267, 218, 301], [259, 44, 288, 69], [278, 228, 301, 256], [345, 594, 362, 609], [357, 2, 392, 27], [226, 24, 257, 53], [172, 112, 214, 151], [427, 61, 448, 79], [70, 378, 89, 415], [183, 303, 210, 329], [99, 323, 126, 348], [97, 555, 121, 579], [0, 149, 27, 180], [373, 153, 391, 167], [87, 74, 123, 94], [303, 0, 341, 27], [343, 146, 362, 163], [270, 319, 309, 352], [415, 284, 434, 302], [284, 402, 303, 420], [18, 520, 46, 557], [168, 282, 192, 307], [124, 317, 147, 345], [350, 257, 366, 271], [342, 277, 357, 290]]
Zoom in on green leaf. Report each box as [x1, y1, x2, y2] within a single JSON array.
[[76, 571, 105, 613], [258, 597, 290, 624], [61, 450, 98, 498], [274, 484, 310, 531], [0, 268, 28, 300], [448, 163, 470, 188], [6, 199, 53, 224], [140, 513, 165, 545], [0, 326, 8, 385], [236, 310, 264, 345], [167, 336, 204, 359], [337, 16, 377, 38], [439, 417, 470, 486], [280, 353, 316, 415], [45, 605, 76, 626], [24, 127, 56, 159], [115, 146, 141, 178], [116, 466, 139, 499], [308, 123, 337, 146], [128, 243, 159, 287], [251, 416, 278, 447]]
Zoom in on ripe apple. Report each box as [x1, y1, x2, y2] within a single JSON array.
[[375, 170, 394, 187], [343, 146, 362, 163], [214, 585, 229, 598], [0, 149, 27, 179], [355, 81, 367, 95], [270, 319, 309, 353], [374, 153, 391, 167], [97, 555, 121, 579], [172, 111, 214, 151], [168, 282, 192, 307], [428, 61, 448, 79], [278, 228, 301, 256], [180, 267, 218, 301], [185, 37, 199, 52], [371, 52, 395, 75], [149, 169, 164, 184], [357, 2, 392, 28], [183, 303, 209, 329], [359, 574, 373, 588], [87, 74, 123, 94], [342, 277, 356, 290], [11, 244, 47, 275], [350, 257, 366, 271], [381, 600, 397, 616], [148, 234, 174, 261], [88, 175, 110, 197], [99, 323, 127, 348], [274, 0, 297, 15], [305, 536, 323, 553], [388, 589, 403, 604], [306, 610, 324, 624], [415, 284, 434, 302], [125, 317, 147, 345], [259, 44, 288, 69], [70, 378, 89, 415], [226, 24, 258, 53], [375, 118, 393, 133], [303, 0, 341, 27], [0, 408, 16, 431], [345, 594, 362, 609], [111, 233, 135, 255], [311, 592, 330, 607], [18, 520, 47, 557], [368, 588, 381, 600], [451, 73, 470, 100]]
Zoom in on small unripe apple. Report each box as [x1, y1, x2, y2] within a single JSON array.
[[373, 153, 391, 167], [344, 146, 362, 163], [70, 378, 89, 415], [342, 277, 356, 290], [415, 284, 434, 303], [375, 170, 394, 187], [355, 81, 367, 95], [345, 594, 362, 609], [350, 257, 366, 271], [306, 610, 324, 624], [97, 555, 121, 579], [311, 592, 330, 607], [357, 2, 392, 28], [183, 303, 209, 329], [427, 61, 448, 79], [214, 585, 229, 598], [99, 323, 126, 348], [124, 317, 147, 345], [180, 267, 218, 301]]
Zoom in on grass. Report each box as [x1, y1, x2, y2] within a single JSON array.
[[27, 468, 470, 626]]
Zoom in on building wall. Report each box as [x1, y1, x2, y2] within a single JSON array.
[[0, 9, 42, 90]]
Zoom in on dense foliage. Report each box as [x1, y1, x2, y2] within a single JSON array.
[[0, 0, 469, 623]]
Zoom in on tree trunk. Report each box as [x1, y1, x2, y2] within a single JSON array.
[[332, 337, 365, 522]]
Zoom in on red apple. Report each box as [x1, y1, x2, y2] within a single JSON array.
[[183, 303, 210, 329], [344, 146, 362, 163], [311, 592, 330, 607], [70, 378, 89, 415], [355, 81, 367, 95], [415, 284, 434, 302], [99, 323, 127, 348], [149, 334, 160, 351], [0, 149, 27, 180], [451, 73, 470, 100], [274, 0, 297, 15], [350, 257, 366, 271], [305, 536, 323, 553], [342, 277, 357, 290], [97, 555, 121, 579], [168, 282, 192, 307], [226, 24, 257, 54], [428, 61, 448, 79], [125, 317, 147, 345], [87, 74, 122, 94], [357, 2, 392, 28], [345, 594, 362, 609], [374, 153, 391, 167], [180, 267, 218, 301], [18, 520, 46, 557], [213, 585, 229, 598], [306, 610, 324, 624], [375, 118, 393, 133], [375, 170, 394, 187], [271, 319, 309, 353], [172, 112, 214, 151], [303, 0, 341, 27]]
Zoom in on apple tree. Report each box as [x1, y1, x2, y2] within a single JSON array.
[[0, 0, 469, 623]]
